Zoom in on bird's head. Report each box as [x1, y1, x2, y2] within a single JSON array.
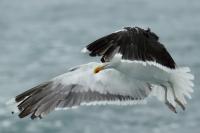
[[93, 54, 122, 74]]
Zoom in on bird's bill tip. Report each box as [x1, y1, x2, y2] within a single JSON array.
[[94, 65, 106, 74]]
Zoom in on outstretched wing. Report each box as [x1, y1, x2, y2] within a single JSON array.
[[83, 27, 176, 69], [13, 62, 151, 119]]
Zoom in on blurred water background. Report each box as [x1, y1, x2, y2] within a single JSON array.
[[0, 0, 200, 133]]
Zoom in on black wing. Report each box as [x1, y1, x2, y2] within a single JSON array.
[[84, 27, 176, 69]]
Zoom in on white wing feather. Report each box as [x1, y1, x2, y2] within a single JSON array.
[[12, 58, 194, 119]]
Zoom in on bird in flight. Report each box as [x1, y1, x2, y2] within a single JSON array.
[[9, 27, 194, 119]]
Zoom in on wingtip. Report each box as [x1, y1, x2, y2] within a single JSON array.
[[6, 98, 16, 105], [6, 98, 20, 114], [81, 48, 90, 53]]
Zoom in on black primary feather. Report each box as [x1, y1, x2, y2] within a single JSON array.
[[85, 27, 176, 69]]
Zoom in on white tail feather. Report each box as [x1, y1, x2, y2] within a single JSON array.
[[151, 67, 194, 107], [170, 67, 194, 104]]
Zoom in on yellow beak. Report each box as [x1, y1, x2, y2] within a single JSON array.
[[94, 65, 105, 74]]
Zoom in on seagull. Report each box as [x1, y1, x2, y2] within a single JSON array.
[[10, 27, 194, 119]]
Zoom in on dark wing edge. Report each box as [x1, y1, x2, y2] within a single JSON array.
[[85, 31, 123, 62], [14, 81, 145, 119], [83, 27, 176, 68]]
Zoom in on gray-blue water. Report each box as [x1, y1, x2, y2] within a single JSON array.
[[0, 0, 200, 133]]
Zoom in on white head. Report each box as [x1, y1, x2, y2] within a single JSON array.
[[93, 54, 122, 74]]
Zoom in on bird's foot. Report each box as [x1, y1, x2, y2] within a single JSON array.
[[165, 101, 177, 113], [175, 98, 185, 111]]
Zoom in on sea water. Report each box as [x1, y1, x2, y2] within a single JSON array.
[[0, 0, 199, 133]]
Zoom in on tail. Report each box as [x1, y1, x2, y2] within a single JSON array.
[[151, 67, 194, 108], [169, 67, 194, 105]]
